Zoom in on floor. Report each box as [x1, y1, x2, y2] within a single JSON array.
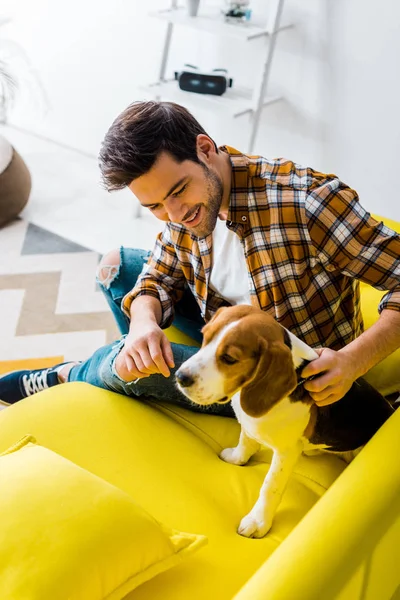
[[0, 125, 163, 254], [0, 217, 120, 363]]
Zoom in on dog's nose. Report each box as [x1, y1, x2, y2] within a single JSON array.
[[176, 370, 195, 388]]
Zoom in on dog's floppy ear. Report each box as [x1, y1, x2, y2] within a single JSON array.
[[212, 306, 229, 321], [240, 338, 297, 418], [201, 306, 232, 340]]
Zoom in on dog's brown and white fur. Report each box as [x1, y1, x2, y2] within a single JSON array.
[[176, 305, 394, 538]]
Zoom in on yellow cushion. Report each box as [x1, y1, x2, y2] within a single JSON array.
[[164, 325, 201, 347], [0, 384, 346, 600], [370, 213, 400, 234], [0, 435, 207, 600]]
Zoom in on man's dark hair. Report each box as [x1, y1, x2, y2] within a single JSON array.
[[99, 101, 218, 191]]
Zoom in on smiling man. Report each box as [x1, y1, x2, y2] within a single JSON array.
[[1, 100, 400, 411]]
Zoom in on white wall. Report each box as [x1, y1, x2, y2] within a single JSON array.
[[2, 0, 400, 220], [321, 0, 400, 222]]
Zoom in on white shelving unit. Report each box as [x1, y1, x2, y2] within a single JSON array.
[[142, 0, 291, 153], [144, 79, 281, 119], [150, 6, 291, 41]]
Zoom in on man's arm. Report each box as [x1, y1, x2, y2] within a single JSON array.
[[129, 294, 162, 326], [116, 295, 175, 381], [302, 175, 400, 405], [303, 309, 400, 405], [122, 223, 186, 329], [339, 309, 400, 379], [115, 224, 185, 381]]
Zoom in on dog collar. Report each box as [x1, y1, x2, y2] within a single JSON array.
[[296, 374, 317, 388], [296, 359, 317, 388]]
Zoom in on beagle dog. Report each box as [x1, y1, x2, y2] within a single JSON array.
[[176, 305, 394, 539]]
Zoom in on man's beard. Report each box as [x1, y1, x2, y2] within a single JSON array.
[[192, 166, 224, 238]]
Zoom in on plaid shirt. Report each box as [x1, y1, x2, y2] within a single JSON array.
[[123, 146, 400, 350]]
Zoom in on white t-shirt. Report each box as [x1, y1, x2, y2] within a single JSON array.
[[209, 218, 251, 306]]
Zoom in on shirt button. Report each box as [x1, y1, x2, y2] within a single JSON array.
[[241, 216, 247, 222]]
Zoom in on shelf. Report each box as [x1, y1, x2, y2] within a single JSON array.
[[150, 7, 291, 41], [140, 79, 281, 118]]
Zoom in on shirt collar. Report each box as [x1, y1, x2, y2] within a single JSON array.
[[219, 145, 250, 226]]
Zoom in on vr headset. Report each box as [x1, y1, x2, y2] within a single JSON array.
[[174, 65, 233, 96]]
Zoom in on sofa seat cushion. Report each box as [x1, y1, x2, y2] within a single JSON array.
[[0, 382, 346, 600]]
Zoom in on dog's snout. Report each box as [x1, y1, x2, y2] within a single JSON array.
[[176, 370, 195, 388]]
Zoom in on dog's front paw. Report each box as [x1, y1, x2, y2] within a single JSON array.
[[237, 511, 273, 539], [219, 447, 249, 466]]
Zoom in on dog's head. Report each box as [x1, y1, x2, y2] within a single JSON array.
[[175, 305, 297, 417]]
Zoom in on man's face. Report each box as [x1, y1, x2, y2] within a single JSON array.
[[128, 150, 224, 238]]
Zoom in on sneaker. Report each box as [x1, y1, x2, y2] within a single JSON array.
[[0, 363, 71, 405]]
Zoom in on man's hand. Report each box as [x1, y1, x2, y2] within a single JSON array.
[[301, 348, 359, 406], [115, 320, 175, 382]]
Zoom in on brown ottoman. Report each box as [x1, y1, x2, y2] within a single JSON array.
[[0, 134, 31, 227]]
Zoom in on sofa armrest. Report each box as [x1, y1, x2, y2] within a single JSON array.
[[233, 408, 400, 600]]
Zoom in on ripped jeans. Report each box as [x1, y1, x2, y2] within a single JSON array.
[[68, 247, 235, 417]]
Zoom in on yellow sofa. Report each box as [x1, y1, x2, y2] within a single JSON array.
[[0, 215, 399, 599]]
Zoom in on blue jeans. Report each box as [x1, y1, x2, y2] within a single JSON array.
[[68, 247, 235, 417]]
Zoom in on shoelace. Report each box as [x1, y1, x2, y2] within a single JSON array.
[[22, 370, 50, 396]]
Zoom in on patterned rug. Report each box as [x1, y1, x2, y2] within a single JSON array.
[[0, 219, 119, 375]]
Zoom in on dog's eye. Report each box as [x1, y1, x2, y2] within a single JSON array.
[[220, 354, 238, 365]]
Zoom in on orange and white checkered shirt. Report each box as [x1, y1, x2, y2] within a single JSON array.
[[123, 146, 400, 350]]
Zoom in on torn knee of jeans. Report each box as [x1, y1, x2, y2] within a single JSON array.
[[98, 338, 126, 386], [96, 264, 120, 290]]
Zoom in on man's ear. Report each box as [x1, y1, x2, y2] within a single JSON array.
[[240, 339, 297, 418], [196, 134, 216, 161]]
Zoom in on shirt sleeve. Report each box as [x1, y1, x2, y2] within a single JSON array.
[[304, 173, 400, 313], [122, 224, 186, 328]]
